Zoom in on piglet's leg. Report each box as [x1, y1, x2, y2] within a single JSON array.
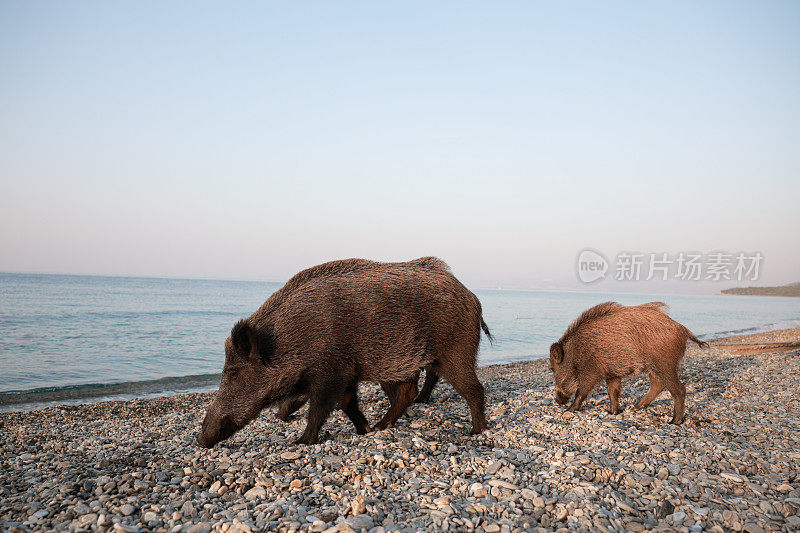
[[634, 373, 664, 410], [372, 381, 418, 431], [662, 372, 686, 425], [606, 377, 622, 414], [339, 383, 371, 435]]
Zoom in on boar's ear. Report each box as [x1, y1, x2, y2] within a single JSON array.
[[230, 320, 255, 357], [550, 342, 564, 364], [230, 320, 275, 364]]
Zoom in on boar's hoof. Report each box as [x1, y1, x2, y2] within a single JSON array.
[[608, 407, 622, 415], [293, 434, 317, 445], [670, 416, 684, 425]]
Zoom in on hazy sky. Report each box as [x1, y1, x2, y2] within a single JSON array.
[[1, 2, 798, 290]]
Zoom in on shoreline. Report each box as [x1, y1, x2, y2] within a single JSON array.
[[4, 319, 800, 414], [2, 328, 799, 532]]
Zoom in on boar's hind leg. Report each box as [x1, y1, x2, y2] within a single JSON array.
[[634, 373, 664, 410], [415, 369, 440, 404], [440, 366, 487, 434], [380, 382, 399, 404], [380, 370, 420, 404], [372, 381, 418, 431], [339, 383, 371, 435], [606, 377, 622, 415]]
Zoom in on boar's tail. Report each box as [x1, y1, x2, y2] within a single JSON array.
[[480, 318, 494, 345], [687, 331, 709, 349]]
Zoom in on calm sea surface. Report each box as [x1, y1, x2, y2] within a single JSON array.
[[2, 272, 799, 410]]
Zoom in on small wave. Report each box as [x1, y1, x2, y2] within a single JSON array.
[[698, 319, 800, 341], [0, 373, 221, 412]]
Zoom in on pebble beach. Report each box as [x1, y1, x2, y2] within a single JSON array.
[[1, 328, 799, 533]]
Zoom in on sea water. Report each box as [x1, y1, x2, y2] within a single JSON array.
[[2, 272, 799, 411]]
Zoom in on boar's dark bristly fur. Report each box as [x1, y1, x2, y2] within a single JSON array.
[[549, 301, 707, 424], [198, 257, 491, 447]]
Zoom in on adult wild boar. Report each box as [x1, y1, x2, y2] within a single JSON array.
[[197, 257, 492, 447], [549, 302, 707, 424]]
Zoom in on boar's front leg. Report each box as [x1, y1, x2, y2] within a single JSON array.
[[276, 396, 307, 421], [566, 375, 599, 413], [294, 382, 343, 445], [372, 381, 418, 431], [606, 377, 622, 414]]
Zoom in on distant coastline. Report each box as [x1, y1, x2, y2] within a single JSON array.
[[722, 282, 800, 297]]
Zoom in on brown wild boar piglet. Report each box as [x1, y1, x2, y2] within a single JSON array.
[[549, 302, 707, 424], [197, 257, 492, 448]]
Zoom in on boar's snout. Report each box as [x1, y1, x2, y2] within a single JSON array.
[[196, 432, 213, 449], [197, 403, 239, 449], [555, 389, 571, 405]]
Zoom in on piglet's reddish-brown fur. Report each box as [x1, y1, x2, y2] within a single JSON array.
[[549, 302, 707, 424]]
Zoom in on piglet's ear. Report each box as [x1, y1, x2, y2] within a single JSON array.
[[550, 342, 564, 364]]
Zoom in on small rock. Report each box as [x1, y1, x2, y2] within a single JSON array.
[[657, 500, 675, 519], [187, 523, 212, 533], [120, 504, 136, 516], [181, 501, 195, 518], [245, 486, 267, 500], [617, 501, 638, 514], [351, 494, 366, 516], [721, 472, 743, 483], [486, 461, 502, 475], [282, 451, 302, 461], [487, 479, 518, 490], [309, 521, 328, 533], [345, 514, 374, 531]]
